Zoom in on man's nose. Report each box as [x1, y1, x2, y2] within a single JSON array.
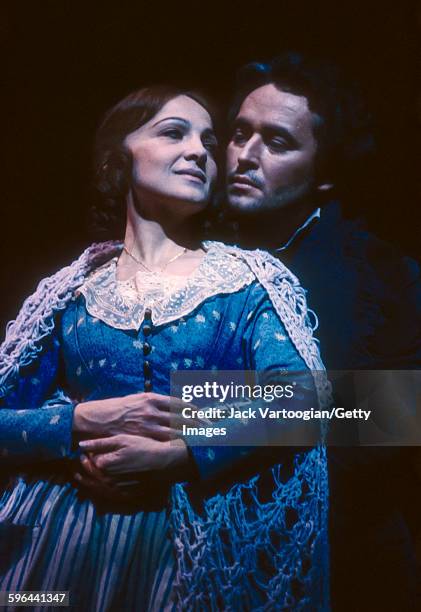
[[237, 135, 260, 167]]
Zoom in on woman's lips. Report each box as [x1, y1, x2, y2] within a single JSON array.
[[174, 169, 206, 183]]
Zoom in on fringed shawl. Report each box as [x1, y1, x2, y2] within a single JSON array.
[[0, 241, 330, 611]]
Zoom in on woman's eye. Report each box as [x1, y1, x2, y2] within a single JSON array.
[[161, 128, 183, 140], [203, 137, 218, 154]]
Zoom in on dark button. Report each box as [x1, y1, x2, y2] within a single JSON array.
[[143, 342, 151, 356], [143, 324, 152, 336], [144, 380, 153, 392], [144, 308, 152, 320], [143, 361, 151, 376]]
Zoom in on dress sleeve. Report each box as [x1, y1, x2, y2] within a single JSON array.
[[0, 324, 75, 464], [188, 286, 318, 481]]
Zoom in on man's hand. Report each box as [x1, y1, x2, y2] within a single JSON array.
[[79, 435, 189, 475], [73, 392, 205, 440]]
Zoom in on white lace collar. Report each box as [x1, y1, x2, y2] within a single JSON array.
[[77, 241, 255, 330]]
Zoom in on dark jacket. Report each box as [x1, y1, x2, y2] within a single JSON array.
[[281, 201, 421, 370], [279, 202, 421, 611]]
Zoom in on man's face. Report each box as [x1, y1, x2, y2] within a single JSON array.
[[226, 84, 320, 212]]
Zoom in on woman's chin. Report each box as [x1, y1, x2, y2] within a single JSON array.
[[165, 190, 210, 211], [175, 185, 210, 205]]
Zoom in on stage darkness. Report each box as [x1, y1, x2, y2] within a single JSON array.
[[2, 0, 419, 329]]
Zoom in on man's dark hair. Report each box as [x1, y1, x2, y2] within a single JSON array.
[[229, 52, 375, 190]]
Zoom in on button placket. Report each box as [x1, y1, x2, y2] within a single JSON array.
[[142, 307, 153, 392]]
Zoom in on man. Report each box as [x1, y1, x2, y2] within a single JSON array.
[[225, 53, 421, 610]]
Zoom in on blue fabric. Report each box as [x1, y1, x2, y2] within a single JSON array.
[[0, 332, 74, 464], [59, 283, 307, 480], [0, 279, 324, 610]]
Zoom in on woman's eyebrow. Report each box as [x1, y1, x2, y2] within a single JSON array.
[[152, 117, 189, 128]]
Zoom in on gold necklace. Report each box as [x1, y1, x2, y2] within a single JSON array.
[[123, 245, 188, 274]]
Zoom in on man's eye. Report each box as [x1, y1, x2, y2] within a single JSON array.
[[231, 128, 249, 144], [269, 138, 289, 152]]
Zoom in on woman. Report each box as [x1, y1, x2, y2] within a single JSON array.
[[0, 86, 329, 610]]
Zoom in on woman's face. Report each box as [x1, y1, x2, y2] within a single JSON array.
[[124, 95, 218, 212]]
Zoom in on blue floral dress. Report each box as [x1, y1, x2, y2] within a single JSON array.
[[0, 243, 327, 611]]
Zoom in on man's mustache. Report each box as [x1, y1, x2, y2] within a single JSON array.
[[227, 171, 264, 191]]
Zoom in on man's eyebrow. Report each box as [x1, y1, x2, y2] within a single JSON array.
[[232, 117, 250, 126], [261, 124, 298, 143], [152, 116, 190, 127], [261, 123, 293, 135], [233, 117, 292, 135], [232, 117, 298, 145]]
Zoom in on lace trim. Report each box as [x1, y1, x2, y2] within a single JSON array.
[[77, 242, 255, 330]]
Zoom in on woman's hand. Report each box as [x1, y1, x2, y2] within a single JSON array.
[[73, 392, 204, 441], [73, 454, 142, 501], [79, 435, 189, 475]]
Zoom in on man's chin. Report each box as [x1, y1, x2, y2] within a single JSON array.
[[226, 193, 263, 214]]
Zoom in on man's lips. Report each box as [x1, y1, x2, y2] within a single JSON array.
[[229, 175, 260, 189], [174, 169, 206, 183]]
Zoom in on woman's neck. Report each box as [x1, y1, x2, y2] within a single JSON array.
[[120, 193, 204, 275]]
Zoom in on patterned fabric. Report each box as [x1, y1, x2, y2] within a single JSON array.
[[78, 243, 255, 330], [0, 479, 176, 612], [0, 242, 121, 398], [0, 241, 330, 611], [0, 390, 74, 463]]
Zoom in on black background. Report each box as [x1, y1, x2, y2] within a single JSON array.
[[2, 0, 419, 329]]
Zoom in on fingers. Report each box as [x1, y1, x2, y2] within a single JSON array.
[[80, 453, 99, 477], [79, 437, 121, 453], [92, 451, 124, 474], [74, 472, 100, 489], [74, 459, 113, 491], [114, 480, 141, 488], [80, 433, 180, 475], [146, 425, 182, 442], [73, 471, 134, 501], [78, 454, 142, 490], [79, 438, 126, 473], [80, 453, 113, 484]]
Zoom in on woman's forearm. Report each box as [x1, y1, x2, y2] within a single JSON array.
[[0, 401, 74, 464]]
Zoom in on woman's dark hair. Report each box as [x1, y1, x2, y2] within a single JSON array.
[[229, 52, 375, 191], [91, 85, 218, 237]]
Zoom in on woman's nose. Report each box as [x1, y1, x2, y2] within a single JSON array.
[[184, 135, 207, 166]]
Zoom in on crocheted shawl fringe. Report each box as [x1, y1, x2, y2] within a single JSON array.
[[0, 241, 330, 610], [0, 242, 121, 397]]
